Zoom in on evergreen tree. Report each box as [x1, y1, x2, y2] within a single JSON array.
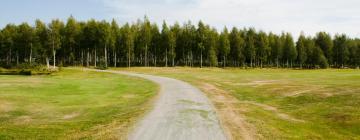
[[121, 23, 134, 67], [17, 23, 35, 64], [245, 28, 256, 67], [333, 34, 350, 68], [197, 21, 207, 68], [256, 31, 270, 68], [1, 24, 17, 65], [282, 33, 297, 67], [219, 27, 230, 67], [139, 16, 152, 66], [64, 16, 80, 65], [110, 19, 120, 67], [48, 19, 64, 68], [296, 33, 307, 68], [315, 32, 333, 65], [1, 17, 359, 69]]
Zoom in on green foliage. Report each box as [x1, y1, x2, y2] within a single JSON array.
[[256, 31, 270, 67], [315, 32, 333, 63], [245, 28, 256, 66], [282, 33, 297, 67], [333, 34, 350, 67], [48, 19, 64, 51], [318, 55, 329, 68], [219, 27, 230, 66], [1, 17, 359, 68], [229, 27, 245, 66], [296, 34, 307, 67]]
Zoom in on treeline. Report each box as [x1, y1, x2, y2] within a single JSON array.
[[0, 16, 359, 69]]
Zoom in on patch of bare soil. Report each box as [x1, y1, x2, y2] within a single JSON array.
[[278, 85, 334, 97], [239, 101, 304, 123], [200, 83, 307, 139], [63, 112, 80, 120], [13, 115, 33, 125], [224, 80, 279, 87], [200, 83, 256, 140], [0, 101, 13, 113], [121, 94, 137, 99]]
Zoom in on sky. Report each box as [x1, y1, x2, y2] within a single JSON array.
[[1, 0, 360, 38]]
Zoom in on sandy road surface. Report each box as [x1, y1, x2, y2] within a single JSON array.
[[86, 69, 227, 140]]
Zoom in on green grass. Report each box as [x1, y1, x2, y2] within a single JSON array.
[[115, 67, 360, 139], [0, 68, 158, 139]]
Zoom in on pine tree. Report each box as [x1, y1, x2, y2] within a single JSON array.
[[296, 33, 307, 68], [219, 27, 230, 67]]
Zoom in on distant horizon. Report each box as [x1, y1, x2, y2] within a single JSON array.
[[1, 0, 360, 38]]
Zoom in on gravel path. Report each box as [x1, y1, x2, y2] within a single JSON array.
[[89, 69, 227, 140]]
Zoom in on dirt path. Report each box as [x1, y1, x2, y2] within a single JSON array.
[[201, 83, 256, 140], [87, 69, 227, 140]]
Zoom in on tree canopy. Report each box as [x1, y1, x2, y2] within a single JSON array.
[[0, 17, 359, 69]]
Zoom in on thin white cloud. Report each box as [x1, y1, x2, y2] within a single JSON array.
[[101, 0, 360, 38]]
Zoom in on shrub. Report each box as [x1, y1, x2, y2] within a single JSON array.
[[96, 58, 108, 70], [19, 70, 32, 75], [319, 55, 329, 69]]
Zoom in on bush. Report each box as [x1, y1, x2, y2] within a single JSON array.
[[319, 55, 329, 69], [17, 63, 42, 70], [95, 58, 108, 70], [96, 63, 108, 70], [19, 70, 32, 75]]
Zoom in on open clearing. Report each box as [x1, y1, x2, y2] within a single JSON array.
[[1, 67, 359, 140], [0, 69, 157, 139], [87, 69, 226, 140], [114, 67, 360, 140]]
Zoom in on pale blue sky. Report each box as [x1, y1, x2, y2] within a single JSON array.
[[0, 0, 108, 26], [1, 0, 360, 38]]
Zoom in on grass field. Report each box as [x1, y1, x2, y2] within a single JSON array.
[[0, 68, 158, 139], [115, 67, 360, 139]]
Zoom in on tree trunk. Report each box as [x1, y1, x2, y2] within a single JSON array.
[[155, 55, 157, 67], [81, 51, 84, 66], [53, 50, 56, 69], [154, 48, 157, 67], [87, 48, 89, 67], [8, 47, 12, 65], [165, 48, 168, 67], [286, 59, 289, 68], [145, 44, 148, 67], [16, 51, 19, 66], [223, 56, 226, 67], [114, 50, 117, 67], [200, 50, 203, 68], [191, 51, 193, 67], [95, 48, 97, 67], [104, 44, 107, 68], [53, 40, 56, 69], [46, 57, 50, 68], [250, 58, 253, 68], [172, 57, 175, 67], [29, 43, 32, 64], [128, 47, 131, 68]]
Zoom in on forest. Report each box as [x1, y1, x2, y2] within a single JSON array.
[[0, 16, 359, 69]]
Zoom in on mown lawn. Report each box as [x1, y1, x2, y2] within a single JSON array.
[[116, 67, 360, 140], [0, 68, 158, 139]]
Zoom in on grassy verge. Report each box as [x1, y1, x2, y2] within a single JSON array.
[[114, 67, 360, 139], [0, 68, 158, 139], [0, 67, 54, 75]]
